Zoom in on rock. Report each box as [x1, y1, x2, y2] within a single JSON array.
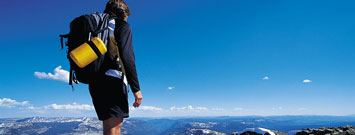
[[240, 131, 263, 135], [346, 129, 355, 135], [336, 129, 344, 133], [296, 125, 355, 135], [325, 128, 335, 133]]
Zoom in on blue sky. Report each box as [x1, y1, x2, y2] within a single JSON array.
[[1, 0, 355, 118]]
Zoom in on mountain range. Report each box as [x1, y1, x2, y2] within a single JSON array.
[[1, 116, 355, 135]]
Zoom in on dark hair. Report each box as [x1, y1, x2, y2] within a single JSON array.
[[104, 0, 131, 19]]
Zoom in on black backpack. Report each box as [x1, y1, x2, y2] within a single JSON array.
[[60, 12, 110, 86]]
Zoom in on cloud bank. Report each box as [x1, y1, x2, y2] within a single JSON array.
[[0, 98, 327, 117], [170, 105, 208, 111], [34, 66, 69, 83], [0, 98, 29, 108], [44, 103, 94, 110], [272, 107, 283, 110], [234, 107, 244, 111], [130, 106, 163, 111]]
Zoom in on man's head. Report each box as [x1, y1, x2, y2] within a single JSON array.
[[104, 0, 131, 20]]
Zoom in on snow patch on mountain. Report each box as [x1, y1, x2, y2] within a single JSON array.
[[240, 127, 276, 135], [189, 122, 218, 128], [171, 128, 227, 135]]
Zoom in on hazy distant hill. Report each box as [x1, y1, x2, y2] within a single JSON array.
[[1, 116, 355, 135]]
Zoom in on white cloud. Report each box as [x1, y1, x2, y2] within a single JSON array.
[[303, 79, 312, 83], [211, 108, 225, 111], [34, 66, 69, 83], [234, 107, 244, 111], [0, 98, 29, 108], [0, 98, 97, 117], [170, 106, 187, 111], [297, 108, 308, 111], [168, 86, 175, 90], [170, 105, 208, 111], [44, 102, 94, 110], [272, 107, 283, 110], [28, 106, 35, 110], [195, 106, 208, 111], [262, 76, 269, 80], [130, 106, 163, 111]]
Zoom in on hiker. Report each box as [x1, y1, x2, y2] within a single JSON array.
[[88, 0, 142, 135]]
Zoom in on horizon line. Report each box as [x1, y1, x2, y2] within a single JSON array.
[[2, 114, 355, 119]]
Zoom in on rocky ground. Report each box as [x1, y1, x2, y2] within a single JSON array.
[[296, 125, 355, 135], [232, 129, 287, 135]]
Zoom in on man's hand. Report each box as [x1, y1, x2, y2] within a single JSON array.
[[133, 91, 142, 107]]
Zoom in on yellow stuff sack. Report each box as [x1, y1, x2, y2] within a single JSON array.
[[69, 37, 107, 68]]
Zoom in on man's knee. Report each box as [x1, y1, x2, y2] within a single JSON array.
[[103, 117, 124, 131]]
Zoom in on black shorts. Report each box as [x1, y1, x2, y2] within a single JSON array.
[[89, 75, 129, 121]]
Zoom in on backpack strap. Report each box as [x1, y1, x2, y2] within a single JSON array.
[[93, 27, 109, 35], [69, 66, 74, 89], [112, 26, 127, 85], [116, 47, 126, 78], [59, 34, 69, 49], [107, 18, 127, 85], [85, 15, 97, 36], [69, 66, 79, 91], [87, 40, 102, 58], [86, 14, 109, 37]]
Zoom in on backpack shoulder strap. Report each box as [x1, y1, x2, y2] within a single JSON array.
[[108, 18, 127, 83], [69, 66, 79, 90], [89, 13, 110, 36], [59, 34, 69, 49]]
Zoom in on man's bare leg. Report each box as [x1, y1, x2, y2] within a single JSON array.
[[103, 117, 123, 135]]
